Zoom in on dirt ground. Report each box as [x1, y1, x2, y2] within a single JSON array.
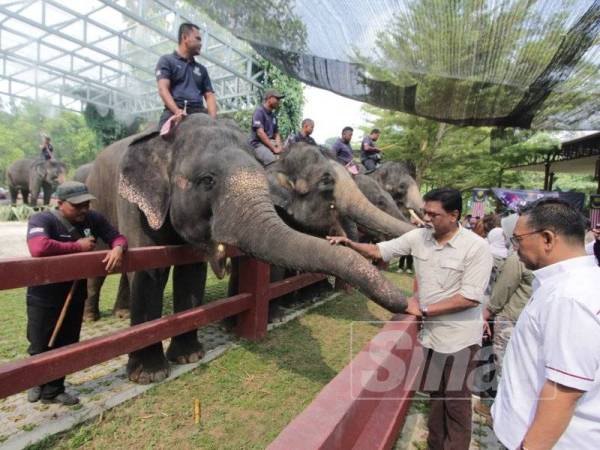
[[0, 222, 28, 259]]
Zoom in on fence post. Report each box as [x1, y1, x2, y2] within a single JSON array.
[[235, 256, 270, 340]]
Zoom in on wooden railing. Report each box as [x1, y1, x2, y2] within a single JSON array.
[[0, 246, 326, 398]]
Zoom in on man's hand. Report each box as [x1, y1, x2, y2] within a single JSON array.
[[405, 296, 422, 317], [326, 235, 350, 246], [173, 108, 187, 125], [102, 245, 124, 272], [592, 226, 600, 241], [272, 145, 282, 154], [77, 237, 96, 252], [483, 307, 493, 336]]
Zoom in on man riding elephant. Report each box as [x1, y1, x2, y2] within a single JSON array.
[[6, 158, 67, 206], [85, 113, 409, 384]]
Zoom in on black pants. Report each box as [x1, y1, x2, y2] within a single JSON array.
[[362, 157, 379, 171], [26, 281, 86, 399], [421, 345, 480, 450], [158, 104, 207, 128]]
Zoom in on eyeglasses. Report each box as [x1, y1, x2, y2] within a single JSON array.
[[509, 229, 544, 247]]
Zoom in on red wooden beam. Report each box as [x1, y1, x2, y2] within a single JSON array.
[[268, 316, 420, 450], [235, 256, 271, 340], [0, 245, 241, 290], [0, 293, 252, 399], [267, 273, 327, 300]]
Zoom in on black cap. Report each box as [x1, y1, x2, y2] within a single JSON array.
[[264, 89, 285, 100], [57, 181, 96, 204]]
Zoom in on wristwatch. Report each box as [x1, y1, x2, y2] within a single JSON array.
[[420, 305, 429, 317]]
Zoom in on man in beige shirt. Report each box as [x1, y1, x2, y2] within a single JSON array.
[[328, 187, 493, 450]]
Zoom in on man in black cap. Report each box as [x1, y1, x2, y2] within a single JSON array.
[[248, 89, 285, 165], [25, 181, 127, 405], [155, 22, 217, 128]]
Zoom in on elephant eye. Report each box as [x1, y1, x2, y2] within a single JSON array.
[[195, 175, 215, 190], [320, 172, 334, 186]]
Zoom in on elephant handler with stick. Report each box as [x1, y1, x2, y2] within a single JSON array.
[[25, 181, 127, 405]]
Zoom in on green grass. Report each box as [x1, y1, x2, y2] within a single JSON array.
[[23, 271, 414, 450]]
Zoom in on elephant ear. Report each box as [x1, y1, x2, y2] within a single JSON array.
[[118, 132, 171, 230], [265, 170, 292, 209]]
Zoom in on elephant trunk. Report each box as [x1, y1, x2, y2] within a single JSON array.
[[405, 183, 424, 213], [211, 169, 407, 313], [332, 165, 415, 239]]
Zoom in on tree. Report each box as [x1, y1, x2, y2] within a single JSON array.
[[83, 104, 142, 149]]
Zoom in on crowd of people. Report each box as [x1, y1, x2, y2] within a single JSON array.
[[20, 20, 600, 448]]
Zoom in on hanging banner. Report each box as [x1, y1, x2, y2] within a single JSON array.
[[590, 194, 600, 228], [470, 188, 487, 218], [491, 188, 585, 212]]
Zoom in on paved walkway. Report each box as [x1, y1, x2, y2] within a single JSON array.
[[0, 222, 28, 259]]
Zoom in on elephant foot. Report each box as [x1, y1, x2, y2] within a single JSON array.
[[166, 335, 204, 365], [113, 308, 130, 320], [83, 307, 100, 322], [127, 351, 170, 384]]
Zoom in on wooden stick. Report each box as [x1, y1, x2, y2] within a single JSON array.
[[48, 280, 79, 348]]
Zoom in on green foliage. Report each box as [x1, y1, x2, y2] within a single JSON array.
[[83, 104, 142, 149], [0, 205, 38, 222], [0, 102, 98, 184]]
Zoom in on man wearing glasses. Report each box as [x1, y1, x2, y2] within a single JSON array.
[[327, 187, 493, 450], [25, 182, 127, 405], [492, 198, 600, 449]]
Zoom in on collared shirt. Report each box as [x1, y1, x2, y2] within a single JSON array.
[[487, 253, 533, 322], [492, 256, 600, 450], [249, 105, 278, 148], [360, 135, 380, 160], [377, 226, 493, 353], [155, 51, 214, 107], [331, 138, 354, 164]]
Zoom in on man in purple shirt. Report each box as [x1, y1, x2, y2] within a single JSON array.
[[26, 182, 127, 405], [248, 89, 285, 165], [360, 128, 382, 171], [331, 126, 355, 165]]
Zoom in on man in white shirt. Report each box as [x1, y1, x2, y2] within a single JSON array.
[[492, 198, 600, 449], [328, 187, 493, 449]]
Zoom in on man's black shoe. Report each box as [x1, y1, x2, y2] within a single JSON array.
[[27, 386, 41, 403], [41, 392, 80, 405]]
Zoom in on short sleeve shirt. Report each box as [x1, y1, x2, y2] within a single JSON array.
[[249, 106, 278, 147], [360, 136, 380, 159], [285, 132, 317, 147], [492, 256, 600, 449], [331, 138, 354, 164], [27, 210, 122, 300], [155, 52, 214, 107], [377, 226, 493, 353]]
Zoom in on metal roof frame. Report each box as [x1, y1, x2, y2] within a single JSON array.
[[0, 0, 263, 119]]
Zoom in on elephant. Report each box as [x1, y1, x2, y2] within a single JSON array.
[[266, 144, 415, 241], [6, 158, 67, 206], [367, 161, 423, 214], [73, 162, 93, 184], [85, 114, 408, 384]]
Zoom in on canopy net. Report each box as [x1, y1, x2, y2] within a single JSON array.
[[193, 0, 600, 130]]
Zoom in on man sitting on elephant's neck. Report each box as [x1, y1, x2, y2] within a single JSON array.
[[155, 22, 217, 129], [284, 118, 317, 149], [331, 126, 355, 166], [40, 135, 54, 161], [248, 89, 285, 166]]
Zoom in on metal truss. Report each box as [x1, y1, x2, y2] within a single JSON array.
[[0, 0, 263, 119]]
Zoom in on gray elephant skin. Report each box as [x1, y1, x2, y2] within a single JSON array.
[[73, 162, 93, 184], [6, 158, 67, 206], [367, 161, 423, 214], [85, 114, 408, 384]]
